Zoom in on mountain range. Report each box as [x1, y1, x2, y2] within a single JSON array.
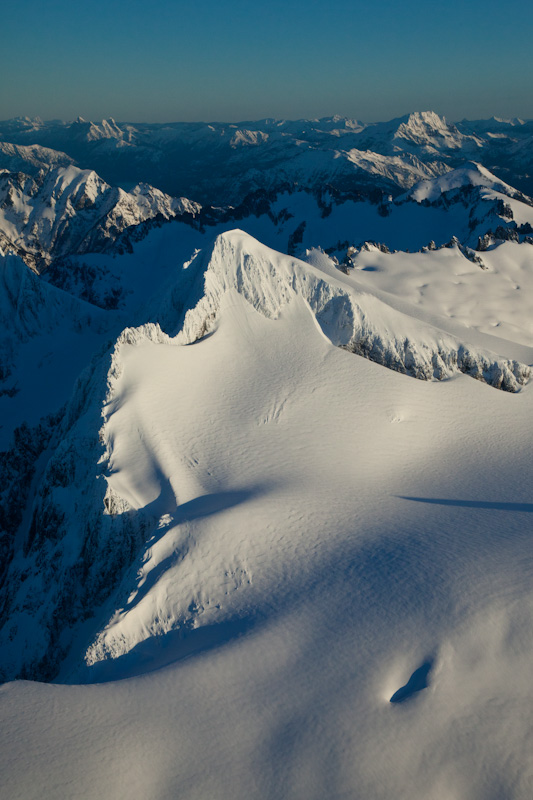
[[1, 112, 533, 800], [2, 110, 533, 202]]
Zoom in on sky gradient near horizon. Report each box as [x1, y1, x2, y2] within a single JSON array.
[[3, 0, 532, 123]]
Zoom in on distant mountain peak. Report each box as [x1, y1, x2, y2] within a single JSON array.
[[405, 160, 520, 202], [404, 110, 448, 126]]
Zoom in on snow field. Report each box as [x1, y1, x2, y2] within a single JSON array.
[[3, 287, 533, 798]]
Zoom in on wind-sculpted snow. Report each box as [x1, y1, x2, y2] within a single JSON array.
[[179, 231, 530, 391], [4, 259, 531, 800]]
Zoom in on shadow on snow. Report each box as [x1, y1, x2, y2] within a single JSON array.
[[397, 496, 533, 512]]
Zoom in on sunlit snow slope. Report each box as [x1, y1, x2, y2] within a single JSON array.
[[2, 230, 533, 800]]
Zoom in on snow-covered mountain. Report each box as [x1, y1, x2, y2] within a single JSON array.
[[2, 116, 533, 800], [2, 110, 533, 202], [25, 159, 530, 320], [1, 226, 531, 679], [0, 141, 74, 176], [0, 165, 200, 271], [350, 110, 484, 156]]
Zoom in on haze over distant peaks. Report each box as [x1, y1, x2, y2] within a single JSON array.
[[1, 110, 532, 202]]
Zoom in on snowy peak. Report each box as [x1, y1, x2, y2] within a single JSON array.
[[230, 129, 270, 148], [405, 161, 524, 203], [0, 141, 74, 176], [0, 165, 201, 270], [43, 165, 109, 206], [129, 182, 201, 217], [178, 229, 530, 392], [70, 116, 124, 143], [394, 161, 533, 250], [396, 110, 448, 135], [343, 111, 485, 169], [391, 111, 482, 152]]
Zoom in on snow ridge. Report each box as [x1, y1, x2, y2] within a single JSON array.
[[178, 230, 530, 391], [405, 161, 529, 204]]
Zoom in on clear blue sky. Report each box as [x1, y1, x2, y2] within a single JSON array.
[[3, 0, 532, 123]]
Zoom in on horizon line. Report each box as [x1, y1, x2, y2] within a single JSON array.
[[2, 111, 532, 127]]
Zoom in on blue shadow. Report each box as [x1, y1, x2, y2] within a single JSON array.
[[397, 496, 533, 512], [83, 615, 257, 683], [390, 660, 433, 704]]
